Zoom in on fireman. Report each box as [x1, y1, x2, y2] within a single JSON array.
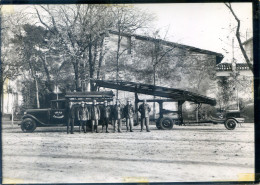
[[90, 99, 100, 133], [138, 99, 151, 132], [123, 100, 134, 132]]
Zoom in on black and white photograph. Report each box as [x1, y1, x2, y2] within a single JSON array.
[[0, 2, 255, 183]]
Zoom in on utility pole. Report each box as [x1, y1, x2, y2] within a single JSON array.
[[232, 37, 239, 110], [11, 89, 14, 127], [232, 37, 235, 64], [153, 41, 159, 120]]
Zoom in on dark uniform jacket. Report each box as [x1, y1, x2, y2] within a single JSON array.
[[124, 104, 134, 119], [109, 105, 114, 120], [68, 104, 77, 119], [102, 105, 111, 119], [91, 105, 100, 120], [78, 106, 89, 121], [138, 104, 151, 118], [113, 104, 122, 120]]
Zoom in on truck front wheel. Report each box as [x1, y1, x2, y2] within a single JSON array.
[[224, 119, 237, 130], [21, 118, 37, 133]]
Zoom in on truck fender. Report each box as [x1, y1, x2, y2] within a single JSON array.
[[228, 117, 245, 123], [225, 117, 237, 122], [21, 114, 47, 126]]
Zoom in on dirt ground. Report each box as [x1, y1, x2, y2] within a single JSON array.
[[2, 120, 254, 183]]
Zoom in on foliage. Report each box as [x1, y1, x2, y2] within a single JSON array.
[[217, 76, 231, 110], [3, 4, 239, 111]]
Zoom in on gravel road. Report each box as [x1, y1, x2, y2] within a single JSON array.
[[2, 121, 254, 183]]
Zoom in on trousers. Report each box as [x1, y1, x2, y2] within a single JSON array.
[[102, 118, 109, 132], [141, 117, 150, 131], [80, 120, 87, 133], [126, 118, 133, 131], [113, 119, 122, 132], [67, 118, 74, 134], [91, 120, 99, 132]]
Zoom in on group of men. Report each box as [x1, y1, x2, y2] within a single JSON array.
[[67, 99, 151, 134]]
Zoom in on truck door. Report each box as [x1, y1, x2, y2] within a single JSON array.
[[50, 101, 66, 124]]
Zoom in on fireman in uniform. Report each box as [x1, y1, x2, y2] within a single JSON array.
[[101, 100, 110, 133], [90, 99, 100, 133], [67, 101, 76, 134], [113, 99, 122, 133], [138, 99, 151, 132], [78, 101, 89, 133], [123, 100, 134, 132]]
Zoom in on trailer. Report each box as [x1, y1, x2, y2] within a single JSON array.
[[92, 79, 244, 130]]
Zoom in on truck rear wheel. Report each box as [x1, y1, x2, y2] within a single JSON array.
[[159, 117, 174, 130], [21, 118, 37, 133], [224, 119, 237, 130]]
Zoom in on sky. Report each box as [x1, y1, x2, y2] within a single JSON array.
[[2, 3, 253, 63], [134, 3, 253, 63]]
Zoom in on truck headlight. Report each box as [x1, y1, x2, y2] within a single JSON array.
[[24, 112, 27, 115]]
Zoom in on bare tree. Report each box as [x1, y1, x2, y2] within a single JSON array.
[[111, 6, 154, 97], [225, 2, 253, 73], [34, 5, 113, 91]]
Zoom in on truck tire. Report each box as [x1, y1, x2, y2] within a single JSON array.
[[159, 117, 174, 130], [224, 119, 237, 130], [21, 118, 37, 133]]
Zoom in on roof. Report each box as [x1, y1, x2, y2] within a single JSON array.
[[109, 30, 224, 64], [93, 80, 216, 106]]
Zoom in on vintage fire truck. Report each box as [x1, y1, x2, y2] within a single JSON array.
[[19, 80, 244, 132], [19, 91, 114, 132]]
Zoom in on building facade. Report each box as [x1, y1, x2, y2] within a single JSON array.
[[102, 31, 223, 98]]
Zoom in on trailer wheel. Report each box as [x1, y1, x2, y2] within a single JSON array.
[[224, 119, 237, 130], [159, 117, 174, 130], [21, 118, 36, 133]]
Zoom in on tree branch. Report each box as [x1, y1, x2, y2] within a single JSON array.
[[224, 2, 253, 74]]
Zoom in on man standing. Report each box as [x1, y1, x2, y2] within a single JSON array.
[[113, 99, 122, 133], [67, 102, 76, 134], [101, 100, 110, 133], [78, 101, 89, 133], [90, 99, 100, 133], [138, 99, 151, 132], [123, 100, 134, 132]]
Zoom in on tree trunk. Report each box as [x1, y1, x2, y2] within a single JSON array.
[[35, 78, 40, 108], [116, 30, 122, 98], [153, 64, 156, 119], [40, 54, 52, 92], [73, 60, 80, 91], [28, 56, 40, 108], [88, 41, 96, 91], [1, 80, 4, 115], [96, 36, 105, 80]]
